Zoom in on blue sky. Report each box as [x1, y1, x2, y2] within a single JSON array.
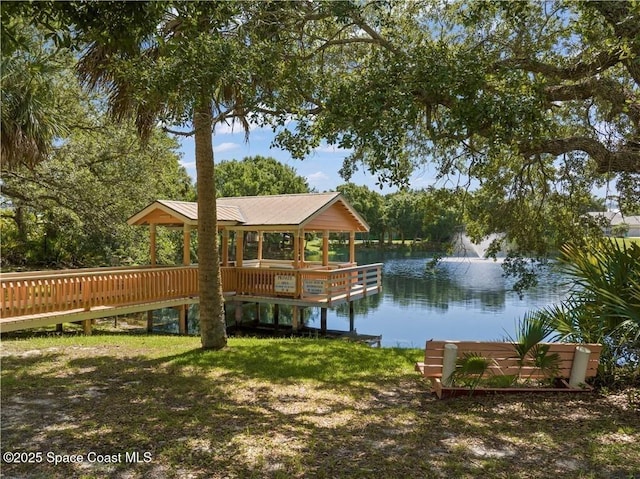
[[177, 123, 616, 203], [176, 122, 439, 194]]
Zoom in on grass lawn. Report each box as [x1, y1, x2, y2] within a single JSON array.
[[618, 237, 640, 246], [1, 332, 638, 479]]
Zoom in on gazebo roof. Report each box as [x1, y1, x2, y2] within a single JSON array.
[[127, 192, 369, 232]]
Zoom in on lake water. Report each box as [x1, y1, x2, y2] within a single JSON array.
[[160, 250, 569, 348], [302, 250, 569, 348]]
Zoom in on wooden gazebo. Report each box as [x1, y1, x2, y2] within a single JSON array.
[[126, 192, 370, 269], [129, 192, 382, 331]]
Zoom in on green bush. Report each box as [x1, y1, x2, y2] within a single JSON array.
[[532, 240, 640, 388]]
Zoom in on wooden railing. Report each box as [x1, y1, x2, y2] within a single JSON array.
[[234, 263, 383, 301], [319, 264, 383, 301], [1, 266, 198, 318], [1, 263, 383, 318]]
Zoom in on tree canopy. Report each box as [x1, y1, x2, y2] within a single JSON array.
[[3, 1, 638, 307], [0, 31, 194, 268], [274, 0, 639, 257], [215, 156, 310, 198], [1, 13, 71, 170]]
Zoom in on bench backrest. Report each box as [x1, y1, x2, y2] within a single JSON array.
[[422, 340, 603, 379]]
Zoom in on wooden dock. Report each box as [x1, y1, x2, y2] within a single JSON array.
[[1, 263, 382, 334], [2, 193, 383, 335]]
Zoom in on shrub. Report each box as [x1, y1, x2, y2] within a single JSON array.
[[532, 240, 640, 388]]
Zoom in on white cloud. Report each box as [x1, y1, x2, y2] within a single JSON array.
[[213, 142, 240, 153], [215, 123, 247, 135], [314, 144, 353, 154], [306, 171, 330, 182]]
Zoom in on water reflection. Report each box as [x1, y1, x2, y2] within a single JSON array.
[[318, 251, 569, 348], [385, 258, 514, 311]]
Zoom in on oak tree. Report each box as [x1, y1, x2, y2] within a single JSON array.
[[277, 0, 639, 258]]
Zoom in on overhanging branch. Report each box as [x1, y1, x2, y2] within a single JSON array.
[[499, 49, 623, 82], [520, 136, 640, 174], [163, 127, 195, 137]]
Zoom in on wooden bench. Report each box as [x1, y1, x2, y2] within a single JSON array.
[[415, 340, 603, 399]]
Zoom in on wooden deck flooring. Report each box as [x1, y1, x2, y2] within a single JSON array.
[[0, 297, 200, 333], [229, 283, 379, 307]]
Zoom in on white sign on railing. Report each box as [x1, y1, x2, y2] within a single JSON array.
[[303, 279, 326, 295], [274, 275, 296, 293]]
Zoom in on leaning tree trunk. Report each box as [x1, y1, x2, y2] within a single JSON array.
[[194, 102, 227, 350]]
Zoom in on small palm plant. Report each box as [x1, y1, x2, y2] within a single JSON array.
[[449, 352, 496, 391], [506, 312, 561, 384]]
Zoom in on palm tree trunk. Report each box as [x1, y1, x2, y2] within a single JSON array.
[[194, 102, 227, 349]]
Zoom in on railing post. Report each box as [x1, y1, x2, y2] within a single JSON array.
[[82, 277, 91, 311], [0, 282, 6, 317], [442, 343, 458, 387], [569, 346, 591, 388]]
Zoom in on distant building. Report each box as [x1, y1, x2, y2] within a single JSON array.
[[587, 211, 640, 237]]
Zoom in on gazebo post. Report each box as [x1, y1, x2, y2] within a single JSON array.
[[293, 232, 300, 268], [222, 229, 229, 266], [299, 231, 305, 268], [149, 223, 157, 266], [257, 230, 263, 262], [236, 230, 244, 267], [349, 231, 356, 265], [183, 224, 191, 265], [322, 231, 329, 267]]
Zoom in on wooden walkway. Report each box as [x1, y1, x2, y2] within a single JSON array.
[[1, 263, 382, 333]]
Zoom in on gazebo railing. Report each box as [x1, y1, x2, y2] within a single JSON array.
[[233, 263, 383, 300]]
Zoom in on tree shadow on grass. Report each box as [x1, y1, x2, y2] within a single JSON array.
[[409, 393, 640, 478], [162, 340, 421, 386], [1, 340, 638, 479]]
